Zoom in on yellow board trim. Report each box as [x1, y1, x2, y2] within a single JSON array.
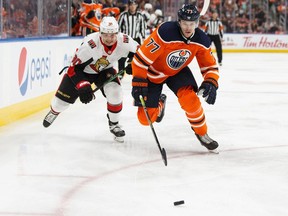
[[220, 49, 288, 53], [0, 92, 54, 126]]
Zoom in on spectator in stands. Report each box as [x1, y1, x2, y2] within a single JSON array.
[[235, 12, 249, 33], [102, 0, 115, 8], [1, 7, 9, 38], [115, 0, 128, 13], [2, 0, 288, 39], [102, 0, 121, 20], [254, 5, 266, 27], [45, 0, 68, 36], [150, 0, 162, 10], [78, 0, 103, 35], [71, 0, 82, 36]]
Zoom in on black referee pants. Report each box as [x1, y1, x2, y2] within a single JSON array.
[[208, 34, 222, 64]]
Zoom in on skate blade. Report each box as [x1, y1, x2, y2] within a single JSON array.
[[114, 136, 124, 143], [208, 149, 219, 154]]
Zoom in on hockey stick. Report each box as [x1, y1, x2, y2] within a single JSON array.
[[139, 95, 168, 166], [91, 69, 125, 92], [200, 0, 210, 16], [59, 67, 124, 92]]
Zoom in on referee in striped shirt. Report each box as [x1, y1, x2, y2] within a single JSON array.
[[204, 12, 224, 66], [118, 0, 146, 74]]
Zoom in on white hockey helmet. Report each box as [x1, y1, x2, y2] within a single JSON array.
[[144, 3, 153, 11], [155, 9, 163, 17], [100, 16, 119, 34]]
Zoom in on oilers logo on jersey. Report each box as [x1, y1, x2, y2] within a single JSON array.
[[167, 50, 191, 70]]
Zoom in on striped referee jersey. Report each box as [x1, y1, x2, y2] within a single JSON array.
[[118, 11, 146, 41], [205, 18, 224, 38]]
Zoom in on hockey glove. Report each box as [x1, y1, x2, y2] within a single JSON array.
[[76, 81, 95, 104], [198, 79, 218, 105], [132, 77, 148, 106], [125, 63, 132, 75]]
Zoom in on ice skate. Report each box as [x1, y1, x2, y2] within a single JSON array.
[[43, 110, 59, 128], [195, 133, 219, 153], [109, 122, 125, 142], [107, 115, 125, 142], [156, 94, 167, 123]]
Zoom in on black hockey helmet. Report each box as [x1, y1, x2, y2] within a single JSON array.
[[178, 4, 200, 21]]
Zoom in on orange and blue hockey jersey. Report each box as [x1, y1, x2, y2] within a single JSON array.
[[132, 21, 219, 84]]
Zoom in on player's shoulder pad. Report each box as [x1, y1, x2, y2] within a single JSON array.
[[157, 21, 181, 42], [192, 28, 211, 48]]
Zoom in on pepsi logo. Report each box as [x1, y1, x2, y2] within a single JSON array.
[[17, 47, 51, 96], [18, 48, 29, 96]]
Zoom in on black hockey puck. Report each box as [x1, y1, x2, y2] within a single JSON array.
[[174, 200, 185, 206]]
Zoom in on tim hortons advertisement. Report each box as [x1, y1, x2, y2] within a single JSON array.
[[222, 34, 288, 52]]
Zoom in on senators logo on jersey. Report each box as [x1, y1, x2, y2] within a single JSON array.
[[90, 56, 110, 72]]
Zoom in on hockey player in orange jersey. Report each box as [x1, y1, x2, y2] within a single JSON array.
[[131, 4, 220, 151]]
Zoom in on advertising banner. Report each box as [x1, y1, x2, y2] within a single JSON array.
[[222, 34, 288, 52], [0, 38, 82, 108]]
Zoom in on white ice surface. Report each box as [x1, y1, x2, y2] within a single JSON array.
[[0, 53, 288, 216]]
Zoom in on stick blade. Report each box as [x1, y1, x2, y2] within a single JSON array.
[[162, 148, 168, 166]]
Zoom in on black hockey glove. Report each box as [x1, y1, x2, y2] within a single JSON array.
[[132, 77, 148, 106], [198, 78, 218, 105], [76, 81, 95, 104], [125, 63, 132, 75]]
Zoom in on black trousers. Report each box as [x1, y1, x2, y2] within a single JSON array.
[[56, 68, 119, 104], [208, 34, 222, 63]]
